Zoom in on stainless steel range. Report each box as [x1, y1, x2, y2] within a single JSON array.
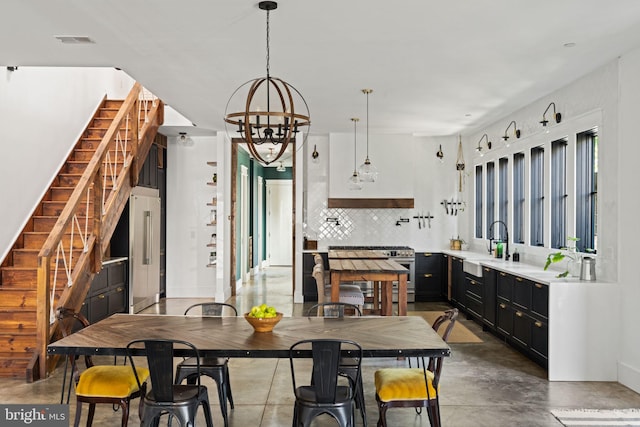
[[329, 246, 416, 303]]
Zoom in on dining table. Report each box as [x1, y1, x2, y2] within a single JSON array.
[[47, 313, 449, 359], [329, 258, 409, 316]]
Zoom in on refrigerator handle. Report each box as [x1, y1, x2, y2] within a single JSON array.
[[143, 210, 152, 265]]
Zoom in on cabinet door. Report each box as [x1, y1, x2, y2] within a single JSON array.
[[482, 267, 497, 328], [496, 271, 514, 301], [90, 268, 108, 296], [531, 282, 549, 319], [513, 276, 532, 310], [496, 301, 513, 336], [415, 252, 443, 301]]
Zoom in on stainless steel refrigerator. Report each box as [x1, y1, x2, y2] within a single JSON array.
[[129, 186, 161, 313]]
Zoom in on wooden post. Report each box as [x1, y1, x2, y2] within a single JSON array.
[[36, 255, 51, 380], [92, 164, 104, 273]]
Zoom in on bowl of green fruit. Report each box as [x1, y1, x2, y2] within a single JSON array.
[[244, 304, 283, 332]]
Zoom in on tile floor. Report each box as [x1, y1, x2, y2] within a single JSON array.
[[4, 266, 640, 426]]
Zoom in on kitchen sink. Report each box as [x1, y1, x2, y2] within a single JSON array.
[[463, 259, 483, 277]]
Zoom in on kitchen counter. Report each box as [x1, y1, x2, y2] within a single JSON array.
[[441, 249, 607, 285], [441, 249, 619, 382]]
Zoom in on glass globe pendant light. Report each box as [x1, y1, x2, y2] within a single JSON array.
[[358, 89, 378, 182]]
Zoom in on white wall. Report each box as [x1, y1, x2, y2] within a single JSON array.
[[0, 67, 134, 262], [461, 61, 619, 281], [616, 47, 640, 393], [306, 133, 459, 251], [165, 135, 219, 298]]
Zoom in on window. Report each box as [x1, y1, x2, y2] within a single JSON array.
[[550, 139, 567, 249], [498, 157, 509, 241], [530, 147, 544, 246], [486, 161, 495, 237], [513, 152, 525, 244], [576, 129, 598, 253], [475, 165, 483, 238]]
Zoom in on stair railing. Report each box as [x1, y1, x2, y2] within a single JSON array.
[[35, 82, 161, 379]]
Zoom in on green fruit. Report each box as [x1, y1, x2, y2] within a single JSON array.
[[260, 303, 268, 312]]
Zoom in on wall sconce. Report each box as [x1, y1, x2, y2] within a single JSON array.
[[276, 162, 286, 172], [311, 144, 319, 163], [475, 133, 492, 156], [540, 102, 562, 131], [501, 120, 521, 147], [436, 144, 444, 163]]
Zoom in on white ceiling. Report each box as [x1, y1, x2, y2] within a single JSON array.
[[3, 0, 640, 138]]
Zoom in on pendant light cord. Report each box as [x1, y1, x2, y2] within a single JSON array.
[[265, 7, 271, 127], [362, 89, 372, 159]]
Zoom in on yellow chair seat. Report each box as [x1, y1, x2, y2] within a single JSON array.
[[76, 365, 149, 399], [374, 368, 438, 401]]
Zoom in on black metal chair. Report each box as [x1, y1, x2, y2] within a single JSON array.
[[126, 338, 214, 427], [57, 308, 148, 427], [175, 302, 237, 427], [374, 308, 459, 427], [306, 302, 366, 426], [289, 338, 363, 427]]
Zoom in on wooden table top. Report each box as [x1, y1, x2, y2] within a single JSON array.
[[328, 249, 389, 260], [329, 258, 409, 274], [47, 314, 449, 359]]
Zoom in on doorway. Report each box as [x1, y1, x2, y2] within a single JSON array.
[[266, 180, 292, 266], [229, 141, 296, 296]]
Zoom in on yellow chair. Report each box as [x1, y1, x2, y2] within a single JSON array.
[[57, 308, 149, 427], [374, 308, 458, 427]]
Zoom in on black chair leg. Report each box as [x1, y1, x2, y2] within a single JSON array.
[[86, 403, 96, 427], [74, 401, 82, 427], [225, 367, 234, 409]]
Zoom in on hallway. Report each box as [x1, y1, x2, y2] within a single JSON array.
[[2, 267, 640, 426]]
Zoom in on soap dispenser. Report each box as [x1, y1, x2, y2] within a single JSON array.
[[512, 249, 520, 262]]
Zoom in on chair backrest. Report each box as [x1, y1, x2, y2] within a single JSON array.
[[306, 302, 362, 318], [313, 253, 323, 266], [290, 339, 362, 404], [56, 308, 93, 370], [183, 302, 238, 317], [428, 308, 458, 388], [127, 339, 202, 402], [312, 264, 326, 304]]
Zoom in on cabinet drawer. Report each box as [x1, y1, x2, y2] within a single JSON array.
[[109, 262, 126, 287], [90, 269, 108, 295], [530, 318, 548, 360], [512, 310, 532, 349], [466, 294, 483, 320], [89, 293, 109, 324], [531, 282, 549, 319], [496, 272, 513, 301], [465, 276, 483, 299], [107, 286, 127, 315], [513, 276, 532, 310]]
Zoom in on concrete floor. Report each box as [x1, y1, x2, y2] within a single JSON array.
[[4, 266, 640, 426]]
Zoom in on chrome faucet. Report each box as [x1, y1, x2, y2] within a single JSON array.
[[488, 220, 510, 261]]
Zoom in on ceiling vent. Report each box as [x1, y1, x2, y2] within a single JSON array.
[[54, 36, 95, 44]]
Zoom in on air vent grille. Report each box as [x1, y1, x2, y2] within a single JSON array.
[[54, 36, 95, 44]]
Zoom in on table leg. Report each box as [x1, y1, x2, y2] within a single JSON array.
[[382, 281, 393, 316], [398, 274, 408, 316], [330, 271, 340, 303]]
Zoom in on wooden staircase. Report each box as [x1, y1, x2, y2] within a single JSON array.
[[0, 83, 163, 381]]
